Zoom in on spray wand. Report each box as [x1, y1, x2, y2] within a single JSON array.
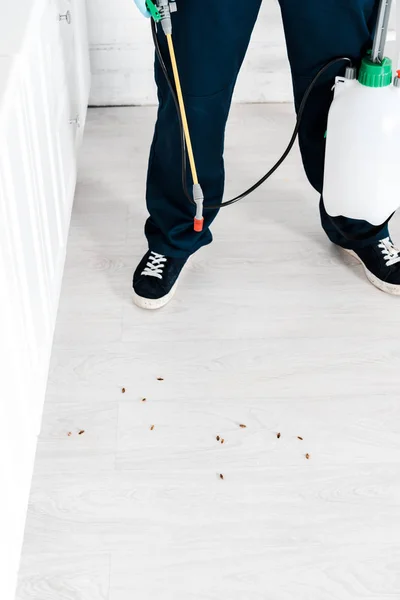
[[146, 0, 205, 232]]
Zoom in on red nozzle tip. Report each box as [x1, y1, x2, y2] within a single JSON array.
[[397, 70, 400, 77], [194, 218, 204, 232]]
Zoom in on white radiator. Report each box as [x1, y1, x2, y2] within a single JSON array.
[[0, 1, 90, 598]]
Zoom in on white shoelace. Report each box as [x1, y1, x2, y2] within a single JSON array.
[[378, 237, 400, 267], [141, 251, 167, 280]]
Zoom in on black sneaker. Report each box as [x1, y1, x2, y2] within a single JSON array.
[[132, 251, 187, 309], [343, 237, 400, 295]]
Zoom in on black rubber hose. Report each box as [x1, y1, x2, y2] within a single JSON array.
[[151, 19, 352, 211]]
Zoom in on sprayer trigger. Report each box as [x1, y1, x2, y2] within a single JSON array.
[[146, 0, 162, 21]]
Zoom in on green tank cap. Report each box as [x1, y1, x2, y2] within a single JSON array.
[[358, 56, 392, 87]]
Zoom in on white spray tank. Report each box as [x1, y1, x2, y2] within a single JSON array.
[[323, 58, 400, 226], [323, 0, 400, 226]]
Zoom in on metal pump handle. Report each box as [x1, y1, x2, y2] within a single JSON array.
[[371, 0, 394, 63]]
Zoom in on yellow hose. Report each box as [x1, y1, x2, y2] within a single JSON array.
[[166, 33, 199, 186]]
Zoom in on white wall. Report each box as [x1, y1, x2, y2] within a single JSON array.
[[87, 0, 292, 106], [87, 0, 398, 107], [0, 2, 90, 599]]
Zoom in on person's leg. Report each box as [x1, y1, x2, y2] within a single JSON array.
[[145, 0, 262, 258], [278, 0, 388, 249]]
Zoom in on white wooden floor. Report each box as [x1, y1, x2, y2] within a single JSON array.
[[17, 105, 400, 599]]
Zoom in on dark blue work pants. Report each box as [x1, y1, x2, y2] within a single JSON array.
[[145, 0, 388, 258]]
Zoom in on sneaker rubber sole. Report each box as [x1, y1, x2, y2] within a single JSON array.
[[133, 280, 179, 310], [343, 248, 400, 296]]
